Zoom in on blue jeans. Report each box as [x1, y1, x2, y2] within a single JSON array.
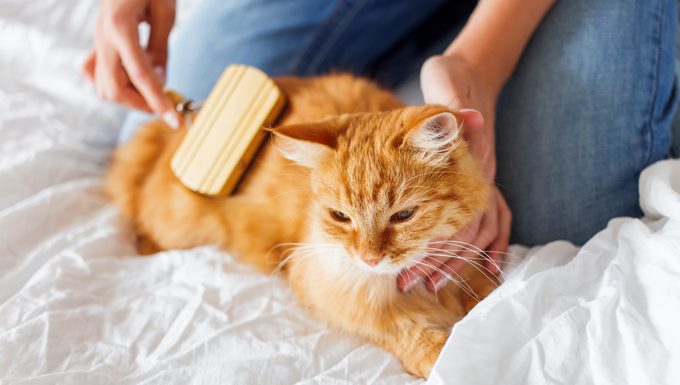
[[120, 0, 679, 246]]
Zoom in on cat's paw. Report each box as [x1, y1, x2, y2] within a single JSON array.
[[137, 234, 161, 255], [401, 328, 448, 378]]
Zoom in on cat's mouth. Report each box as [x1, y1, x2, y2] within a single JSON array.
[[353, 257, 404, 275], [352, 251, 428, 276]]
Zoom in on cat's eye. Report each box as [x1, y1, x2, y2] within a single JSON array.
[[390, 208, 417, 223], [330, 210, 351, 223]]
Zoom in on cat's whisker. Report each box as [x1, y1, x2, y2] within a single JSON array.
[[432, 265, 482, 301], [412, 242, 506, 286], [272, 246, 334, 276], [424, 259, 484, 301], [408, 262, 440, 305], [422, 245, 489, 262], [271, 248, 313, 276], [428, 240, 501, 265], [437, 261, 484, 302], [421, 249, 509, 264], [269, 242, 344, 277], [427, 240, 511, 280], [418, 244, 504, 285], [422, 251, 501, 289], [421, 249, 522, 268], [267, 242, 339, 261], [270, 242, 342, 249], [412, 262, 446, 304], [422, 246, 503, 280], [414, 259, 480, 301], [414, 260, 466, 284], [271, 253, 298, 277], [430, 239, 520, 259], [410, 263, 434, 285]]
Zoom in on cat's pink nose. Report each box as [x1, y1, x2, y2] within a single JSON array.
[[361, 255, 384, 266]]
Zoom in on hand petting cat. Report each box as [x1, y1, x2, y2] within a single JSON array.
[[399, 0, 554, 293], [397, 54, 512, 293]]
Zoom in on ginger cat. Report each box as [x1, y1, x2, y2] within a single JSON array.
[[106, 74, 496, 378]]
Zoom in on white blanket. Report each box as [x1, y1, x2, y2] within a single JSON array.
[[1, 1, 679, 384], [429, 160, 680, 385]]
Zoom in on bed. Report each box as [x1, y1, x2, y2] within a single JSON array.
[[2, 1, 679, 384]]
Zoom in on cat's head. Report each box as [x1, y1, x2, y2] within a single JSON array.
[[270, 105, 489, 275]]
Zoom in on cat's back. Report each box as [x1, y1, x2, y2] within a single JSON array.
[[237, 74, 404, 196], [274, 74, 403, 124]]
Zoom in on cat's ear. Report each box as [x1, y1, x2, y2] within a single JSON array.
[[268, 120, 341, 167], [404, 111, 461, 163]]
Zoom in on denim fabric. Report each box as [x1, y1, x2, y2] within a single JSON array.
[[118, 0, 449, 141], [495, 0, 679, 245], [118, 0, 679, 247]]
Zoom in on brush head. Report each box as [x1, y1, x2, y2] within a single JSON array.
[[170, 65, 286, 196]]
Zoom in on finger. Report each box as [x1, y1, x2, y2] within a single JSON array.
[[426, 247, 479, 292], [398, 255, 440, 292], [94, 43, 153, 113], [147, 1, 175, 72], [428, 203, 499, 292], [398, 216, 481, 292], [118, 87, 154, 112], [456, 109, 484, 133], [487, 191, 512, 274], [427, 227, 494, 292], [82, 51, 96, 82], [420, 56, 468, 107], [94, 42, 124, 101], [113, 22, 178, 126], [397, 213, 484, 292]]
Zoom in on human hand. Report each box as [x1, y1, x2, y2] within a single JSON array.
[[82, 0, 179, 128], [397, 54, 512, 292]]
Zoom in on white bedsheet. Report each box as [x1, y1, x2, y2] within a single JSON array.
[[0, 1, 418, 384], [1, 1, 679, 384], [429, 160, 680, 385]]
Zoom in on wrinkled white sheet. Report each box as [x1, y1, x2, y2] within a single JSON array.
[[2, 0, 679, 384], [0, 1, 418, 384], [429, 160, 680, 385]]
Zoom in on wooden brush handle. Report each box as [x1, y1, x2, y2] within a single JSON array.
[[170, 65, 286, 196]]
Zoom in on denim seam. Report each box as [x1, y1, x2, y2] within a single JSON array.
[[292, 1, 349, 75], [645, 0, 664, 165], [293, 0, 371, 75]]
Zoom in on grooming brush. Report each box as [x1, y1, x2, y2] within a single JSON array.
[[169, 64, 286, 196]]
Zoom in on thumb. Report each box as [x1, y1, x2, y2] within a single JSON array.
[[82, 50, 96, 82], [457, 109, 484, 133]]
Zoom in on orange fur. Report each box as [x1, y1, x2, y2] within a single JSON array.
[[106, 74, 495, 378]]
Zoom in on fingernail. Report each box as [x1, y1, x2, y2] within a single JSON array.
[[400, 277, 421, 293], [459, 108, 480, 113], [154, 66, 166, 82], [431, 276, 448, 292], [163, 112, 179, 129], [399, 272, 422, 293], [489, 263, 498, 275]]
